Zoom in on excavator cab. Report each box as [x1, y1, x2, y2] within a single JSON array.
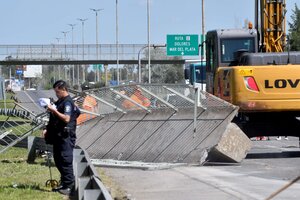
[[204, 27, 300, 138], [205, 29, 258, 94]]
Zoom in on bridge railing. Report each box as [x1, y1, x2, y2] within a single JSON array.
[[0, 44, 166, 61]]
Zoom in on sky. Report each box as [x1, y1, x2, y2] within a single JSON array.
[[0, 0, 298, 45]]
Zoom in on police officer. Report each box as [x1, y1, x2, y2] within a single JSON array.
[[43, 80, 79, 196]]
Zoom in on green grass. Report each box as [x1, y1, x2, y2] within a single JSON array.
[[0, 147, 64, 200], [0, 98, 15, 110], [0, 95, 30, 121], [0, 94, 64, 199]]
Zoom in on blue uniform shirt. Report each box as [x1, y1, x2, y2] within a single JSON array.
[[64, 101, 72, 116]]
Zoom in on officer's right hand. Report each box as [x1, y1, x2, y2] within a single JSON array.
[[47, 104, 56, 113]]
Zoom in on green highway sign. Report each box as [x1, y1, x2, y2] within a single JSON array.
[[93, 64, 103, 70], [167, 34, 199, 56]]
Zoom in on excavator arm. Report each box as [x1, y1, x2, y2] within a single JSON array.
[[255, 0, 286, 52]]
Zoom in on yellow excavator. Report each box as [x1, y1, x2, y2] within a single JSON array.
[[205, 0, 300, 137]]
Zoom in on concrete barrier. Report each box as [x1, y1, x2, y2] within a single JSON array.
[[207, 123, 252, 163]]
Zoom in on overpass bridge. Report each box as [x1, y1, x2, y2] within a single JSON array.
[[0, 44, 200, 86], [0, 44, 190, 65]]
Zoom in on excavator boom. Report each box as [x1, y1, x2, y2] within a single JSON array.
[[255, 0, 286, 52]]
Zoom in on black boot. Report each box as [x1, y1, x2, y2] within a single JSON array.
[[58, 183, 75, 196], [52, 184, 64, 192]]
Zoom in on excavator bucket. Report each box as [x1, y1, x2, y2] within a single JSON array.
[[75, 84, 252, 164]]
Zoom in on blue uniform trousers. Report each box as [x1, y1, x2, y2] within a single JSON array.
[[53, 133, 76, 188]]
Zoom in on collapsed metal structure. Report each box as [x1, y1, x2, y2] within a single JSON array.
[[75, 84, 240, 163]]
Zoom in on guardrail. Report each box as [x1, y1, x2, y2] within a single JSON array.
[[74, 146, 113, 200], [27, 137, 113, 200], [0, 44, 157, 61]]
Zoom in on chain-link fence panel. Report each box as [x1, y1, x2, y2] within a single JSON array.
[[75, 84, 242, 163], [0, 103, 43, 154]]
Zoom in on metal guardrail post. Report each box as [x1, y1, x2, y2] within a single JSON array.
[[73, 146, 113, 200]]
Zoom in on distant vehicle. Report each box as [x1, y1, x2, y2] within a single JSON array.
[[25, 88, 36, 91], [5, 78, 23, 92], [184, 62, 206, 91]]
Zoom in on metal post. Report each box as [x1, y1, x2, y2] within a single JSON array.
[[138, 44, 166, 83], [77, 18, 88, 84], [61, 31, 69, 83], [95, 10, 98, 82], [9, 66, 11, 90], [82, 21, 85, 83], [193, 87, 198, 138], [116, 0, 120, 85], [202, 0, 205, 44], [138, 46, 148, 83], [68, 24, 76, 86], [55, 37, 61, 80], [90, 8, 103, 83], [201, 0, 205, 91], [104, 64, 108, 86], [61, 31, 69, 58], [147, 0, 151, 83]]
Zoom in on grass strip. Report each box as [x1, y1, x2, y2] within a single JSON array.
[[0, 147, 64, 200]]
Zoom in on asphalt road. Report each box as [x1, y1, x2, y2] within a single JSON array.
[[100, 137, 300, 200]]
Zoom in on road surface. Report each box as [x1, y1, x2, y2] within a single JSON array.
[[98, 137, 300, 200]]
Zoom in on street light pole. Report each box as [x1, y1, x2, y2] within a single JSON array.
[[77, 18, 88, 84], [147, 0, 151, 83], [61, 31, 69, 57], [138, 44, 165, 83], [201, 0, 205, 59], [90, 8, 104, 82], [55, 37, 62, 79], [116, 0, 120, 85], [201, 0, 205, 92], [61, 31, 70, 82], [68, 24, 76, 86]]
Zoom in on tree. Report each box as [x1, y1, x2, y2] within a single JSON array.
[[40, 65, 54, 89], [109, 68, 118, 81], [288, 4, 300, 51], [87, 71, 95, 82], [122, 64, 135, 82], [142, 48, 184, 84], [120, 68, 128, 81]]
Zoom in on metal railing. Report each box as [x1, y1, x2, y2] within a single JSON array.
[[74, 146, 113, 200], [0, 102, 44, 154], [0, 44, 168, 61]]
